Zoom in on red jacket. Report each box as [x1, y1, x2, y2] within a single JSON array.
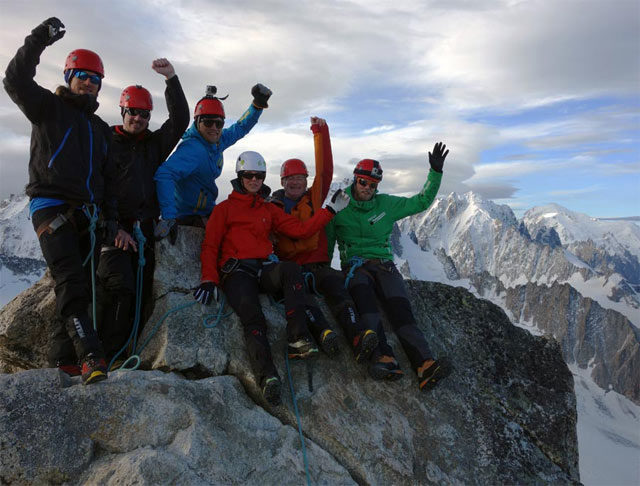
[[270, 122, 333, 264], [201, 185, 334, 284]]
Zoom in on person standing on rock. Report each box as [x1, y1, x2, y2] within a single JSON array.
[[326, 143, 452, 391], [3, 18, 116, 384], [95, 59, 190, 368], [194, 151, 350, 405], [268, 117, 379, 363], [153, 83, 272, 240]]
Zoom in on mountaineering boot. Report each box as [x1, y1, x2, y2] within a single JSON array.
[[261, 376, 282, 406], [81, 353, 108, 385], [353, 329, 378, 363], [417, 358, 452, 391], [319, 329, 340, 357], [287, 337, 319, 360], [56, 360, 81, 377], [368, 355, 404, 381]]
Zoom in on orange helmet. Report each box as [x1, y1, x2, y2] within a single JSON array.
[[354, 159, 383, 182], [280, 159, 308, 178], [119, 85, 153, 110], [64, 49, 104, 77]]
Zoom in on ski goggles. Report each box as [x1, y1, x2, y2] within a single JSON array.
[[74, 70, 102, 85], [123, 107, 151, 119], [357, 178, 378, 189], [199, 117, 224, 129], [240, 171, 266, 181]]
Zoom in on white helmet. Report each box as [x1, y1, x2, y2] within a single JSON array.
[[236, 151, 267, 173]]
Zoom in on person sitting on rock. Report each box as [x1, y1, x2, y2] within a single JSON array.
[[153, 83, 272, 240], [194, 151, 350, 405], [3, 18, 117, 384], [326, 143, 452, 391], [95, 58, 190, 368], [269, 117, 379, 363]]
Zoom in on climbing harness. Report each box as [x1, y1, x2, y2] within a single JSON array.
[[343, 255, 366, 289]]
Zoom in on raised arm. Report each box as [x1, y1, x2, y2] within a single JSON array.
[[309, 116, 334, 209], [151, 58, 190, 160], [218, 84, 271, 149], [3, 17, 65, 124], [387, 143, 448, 221]]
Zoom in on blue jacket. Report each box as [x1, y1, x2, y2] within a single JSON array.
[[155, 104, 262, 219]]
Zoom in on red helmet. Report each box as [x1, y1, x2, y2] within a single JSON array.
[[194, 98, 225, 118], [64, 49, 104, 78], [280, 159, 308, 178], [119, 85, 153, 110], [354, 159, 383, 182]]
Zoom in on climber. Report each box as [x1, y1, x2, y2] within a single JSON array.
[[268, 117, 379, 362], [326, 143, 452, 391], [95, 58, 189, 367], [194, 151, 350, 406], [154, 83, 272, 241], [3, 17, 116, 384]]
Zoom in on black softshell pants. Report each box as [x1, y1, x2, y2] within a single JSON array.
[[303, 262, 367, 347], [222, 261, 312, 383], [347, 259, 433, 370], [32, 205, 104, 365], [95, 219, 155, 361]]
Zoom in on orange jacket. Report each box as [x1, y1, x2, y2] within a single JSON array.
[[200, 182, 334, 284], [270, 122, 333, 264]]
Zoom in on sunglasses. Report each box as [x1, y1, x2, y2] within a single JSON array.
[[357, 178, 378, 189], [123, 107, 151, 119], [200, 118, 224, 129], [74, 70, 102, 86], [241, 171, 266, 181]]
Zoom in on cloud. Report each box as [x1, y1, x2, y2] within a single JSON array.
[[0, 0, 637, 219]]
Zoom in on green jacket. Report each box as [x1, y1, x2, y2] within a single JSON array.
[[326, 169, 442, 266]]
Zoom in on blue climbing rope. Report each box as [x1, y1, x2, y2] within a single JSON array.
[[202, 294, 233, 328], [302, 271, 321, 297], [109, 222, 147, 371], [81, 204, 99, 330], [285, 350, 312, 486], [343, 255, 366, 289]]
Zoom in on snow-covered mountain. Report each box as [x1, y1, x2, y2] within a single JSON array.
[[0, 195, 45, 307], [523, 203, 640, 290], [397, 192, 639, 326], [391, 192, 639, 485]]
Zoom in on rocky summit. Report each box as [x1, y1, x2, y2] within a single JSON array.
[[0, 227, 580, 485]]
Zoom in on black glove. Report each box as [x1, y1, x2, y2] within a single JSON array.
[[193, 282, 219, 305], [251, 84, 272, 109], [33, 18, 66, 46], [428, 142, 449, 173], [103, 220, 119, 246], [154, 218, 177, 244]]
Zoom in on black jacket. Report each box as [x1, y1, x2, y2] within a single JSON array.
[[3, 27, 117, 219], [110, 75, 189, 224]]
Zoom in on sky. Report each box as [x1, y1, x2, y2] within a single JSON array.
[[0, 0, 638, 218]]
